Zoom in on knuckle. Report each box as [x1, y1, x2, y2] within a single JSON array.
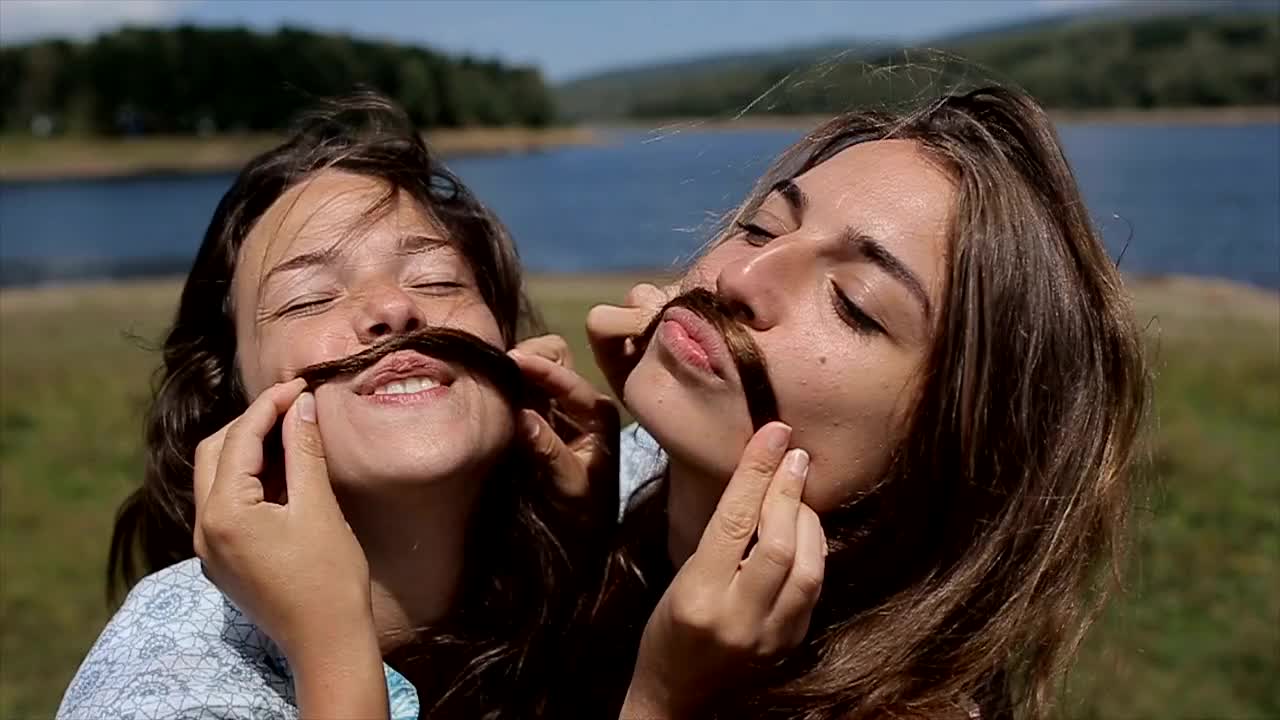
[[715, 624, 758, 655], [295, 428, 325, 459], [757, 537, 796, 569], [789, 566, 825, 597], [199, 510, 237, 546], [669, 588, 716, 630], [741, 454, 780, 479], [715, 508, 758, 543]]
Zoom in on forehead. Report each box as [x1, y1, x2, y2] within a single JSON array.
[[238, 169, 445, 279], [794, 139, 953, 230], [793, 138, 954, 291]]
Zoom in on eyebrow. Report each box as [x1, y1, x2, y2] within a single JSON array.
[[772, 179, 808, 214], [845, 231, 933, 320], [263, 234, 449, 286], [769, 178, 932, 320], [398, 233, 449, 255]]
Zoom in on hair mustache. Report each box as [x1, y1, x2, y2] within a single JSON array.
[[296, 327, 524, 404], [636, 287, 779, 430]]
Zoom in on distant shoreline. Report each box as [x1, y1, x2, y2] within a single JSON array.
[[1, 106, 1275, 183], [1, 271, 1276, 302], [600, 106, 1280, 133], [0, 126, 600, 183]]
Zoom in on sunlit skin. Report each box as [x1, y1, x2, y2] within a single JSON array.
[[231, 169, 513, 493], [626, 140, 953, 551]]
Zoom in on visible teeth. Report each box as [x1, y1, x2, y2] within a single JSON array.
[[373, 376, 441, 395]]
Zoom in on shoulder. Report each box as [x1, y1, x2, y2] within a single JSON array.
[[619, 423, 667, 518], [57, 558, 297, 720]]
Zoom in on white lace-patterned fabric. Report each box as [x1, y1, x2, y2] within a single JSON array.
[[618, 423, 667, 518], [57, 558, 419, 720]]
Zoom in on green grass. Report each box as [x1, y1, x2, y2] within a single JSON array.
[[2, 275, 1277, 718]]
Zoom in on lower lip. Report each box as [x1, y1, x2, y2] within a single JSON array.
[[657, 319, 716, 375], [362, 384, 450, 405]]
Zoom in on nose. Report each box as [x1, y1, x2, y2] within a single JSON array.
[[714, 242, 802, 330], [354, 282, 425, 344]]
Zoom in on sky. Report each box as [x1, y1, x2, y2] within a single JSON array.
[[0, 0, 1117, 81]]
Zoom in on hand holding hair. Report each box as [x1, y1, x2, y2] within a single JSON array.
[[586, 282, 673, 401], [192, 380, 387, 719], [509, 335, 621, 523], [621, 422, 826, 718]]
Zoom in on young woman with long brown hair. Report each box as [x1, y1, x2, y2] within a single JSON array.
[[57, 94, 612, 720], [192, 83, 1149, 719]]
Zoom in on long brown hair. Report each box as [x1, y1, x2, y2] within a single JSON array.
[[106, 92, 586, 717], [598, 85, 1149, 720]]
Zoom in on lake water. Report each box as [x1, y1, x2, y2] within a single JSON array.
[[1, 123, 1277, 289]]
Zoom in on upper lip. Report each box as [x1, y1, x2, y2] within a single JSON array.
[[663, 306, 737, 381], [351, 351, 456, 395]]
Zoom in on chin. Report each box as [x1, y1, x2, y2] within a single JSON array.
[[316, 384, 513, 490], [625, 354, 752, 482], [323, 426, 512, 491]]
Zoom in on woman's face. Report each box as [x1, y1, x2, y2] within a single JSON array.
[[231, 169, 512, 490], [626, 139, 953, 512]]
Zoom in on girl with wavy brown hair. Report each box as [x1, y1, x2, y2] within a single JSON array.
[[57, 94, 611, 720]]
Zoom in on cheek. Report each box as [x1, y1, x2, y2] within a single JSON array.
[[240, 321, 357, 392], [771, 345, 921, 511]]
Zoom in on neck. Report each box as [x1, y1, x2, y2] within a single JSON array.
[[664, 458, 726, 570], [336, 480, 478, 656]]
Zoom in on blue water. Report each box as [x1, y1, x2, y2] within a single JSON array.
[[2, 124, 1277, 288]]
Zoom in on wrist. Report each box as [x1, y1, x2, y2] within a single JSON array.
[[290, 625, 387, 719], [621, 671, 677, 720], [621, 687, 670, 720]]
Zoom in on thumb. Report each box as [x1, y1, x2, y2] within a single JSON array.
[[281, 391, 338, 515]]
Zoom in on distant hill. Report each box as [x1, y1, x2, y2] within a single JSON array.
[[0, 25, 556, 136], [555, 2, 1280, 119]]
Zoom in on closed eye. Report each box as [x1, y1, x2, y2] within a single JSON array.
[[831, 283, 885, 336], [734, 220, 776, 247], [279, 296, 336, 317], [410, 281, 465, 295]]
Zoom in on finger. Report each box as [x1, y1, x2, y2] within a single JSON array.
[[622, 282, 668, 309], [213, 379, 307, 503], [510, 352, 618, 434], [688, 422, 792, 581], [192, 423, 231, 558], [733, 448, 809, 607], [281, 391, 339, 516], [193, 423, 231, 518], [586, 303, 654, 399], [517, 409, 588, 500], [511, 334, 574, 370], [767, 503, 826, 648]]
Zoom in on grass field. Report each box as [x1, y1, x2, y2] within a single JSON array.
[[0, 127, 599, 182], [1, 275, 1277, 718]]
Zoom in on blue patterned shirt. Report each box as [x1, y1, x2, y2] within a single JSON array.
[[57, 558, 419, 720]]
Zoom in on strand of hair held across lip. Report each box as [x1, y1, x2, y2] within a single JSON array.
[[296, 327, 524, 406], [635, 287, 779, 430]]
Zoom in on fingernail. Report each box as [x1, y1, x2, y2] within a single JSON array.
[[783, 448, 809, 477], [298, 392, 316, 423], [763, 422, 792, 453]]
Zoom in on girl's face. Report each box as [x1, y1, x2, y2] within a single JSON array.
[[231, 170, 512, 490], [626, 140, 954, 511]]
